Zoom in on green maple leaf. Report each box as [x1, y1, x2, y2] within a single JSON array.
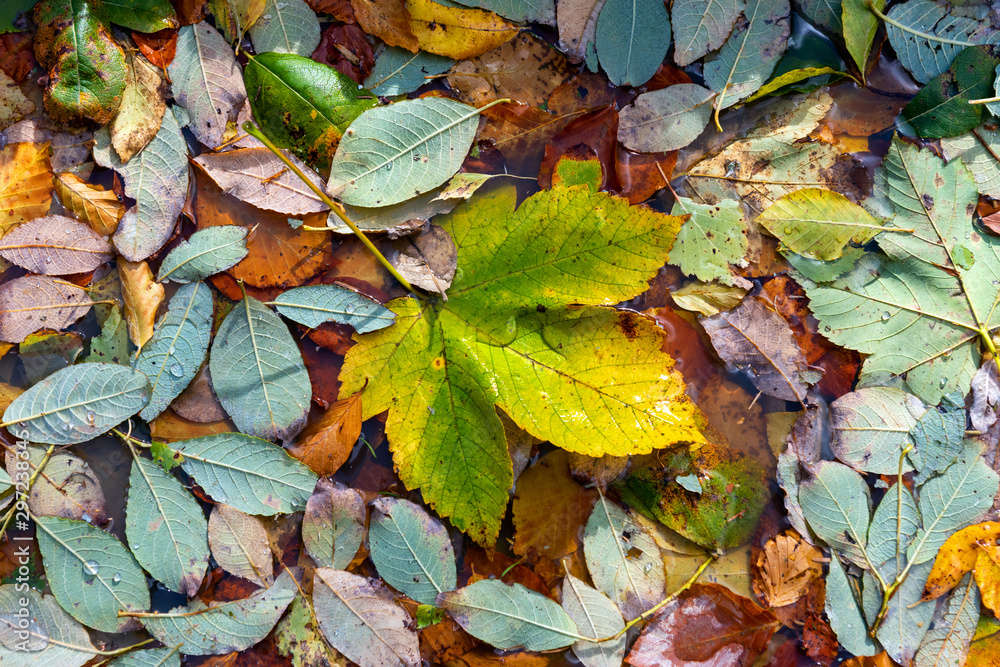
[[806, 137, 1000, 404], [339, 178, 706, 545]]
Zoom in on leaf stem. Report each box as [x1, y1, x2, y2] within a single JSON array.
[[968, 95, 1000, 106], [0, 443, 57, 543], [240, 121, 417, 295]]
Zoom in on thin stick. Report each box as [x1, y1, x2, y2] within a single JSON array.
[[240, 122, 417, 294]]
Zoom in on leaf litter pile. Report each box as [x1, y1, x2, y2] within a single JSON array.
[[8, 0, 1000, 665]]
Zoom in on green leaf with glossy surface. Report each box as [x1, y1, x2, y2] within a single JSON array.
[[903, 45, 1000, 138], [157, 226, 249, 283], [248, 0, 320, 56], [914, 572, 979, 667], [369, 496, 457, 606], [272, 285, 395, 333], [173, 433, 318, 515], [134, 282, 213, 421], [126, 455, 209, 597], [327, 98, 484, 207], [582, 495, 665, 621], [244, 52, 377, 170], [93, 107, 189, 261], [33, 0, 127, 125], [617, 84, 714, 152], [830, 387, 926, 475], [825, 556, 879, 656], [142, 569, 298, 655], [339, 182, 701, 545], [363, 48, 454, 96], [210, 296, 311, 441], [3, 363, 150, 445], [669, 197, 747, 287], [0, 585, 96, 667], [595, 0, 671, 87], [91, 0, 178, 31], [672, 0, 744, 66], [561, 574, 626, 667], [704, 0, 790, 111], [35, 516, 150, 633], [799, 460, 873, 568], [883, 0, 1000, 84], [168, 22, 246, 149], [439, 579, 580, 650]]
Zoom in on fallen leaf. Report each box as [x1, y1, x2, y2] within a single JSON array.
[[0, 215, 114, 274], [110, 53, 167, 162], [208, 503, 275, 587], [172, 365, 228, 423], [352, 0, 418, 51], [53, 172, 125, 237], [4, 446, 107, 523], [0, 32, 36, 83], [311, 22, 375, 83], [132, 27, 178, 68], [149, 409, 234, 441], [0, 68, 33, 131], [193, 148, 328, 216], [0, 275, 92, 343], [976, 544, 1000, 617], [405, 0, 519, 60], [753, 531, 823, 608], [923, 521, 1000, 600], [389, 224, 457, 294], [5, 119, 93, 173], [118, 256, 166, 349], [0, 141, 52, 236], [287, 392, 363, 477]]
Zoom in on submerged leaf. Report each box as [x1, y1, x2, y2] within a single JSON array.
[[595, 0, 672, 87], [272, 284, 395, 332], [0, 585, 96, 667], [302, 478, 365, 569], [157, 226, 249, 283]]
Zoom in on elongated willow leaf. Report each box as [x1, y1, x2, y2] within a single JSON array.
[[272, 285, 395, 333], [106, 647, 181, 667], [302, 479, 365, 569], [35, 516, 150, 633], [703, 0, 790, 112], [824, 555, 879, 656], [0, 585, 96, 667], [312, 568, 420, 667], [440, 579, 581, 651], [0, 275, 93, 343], [2, 363, 150, 445], [210, 295, 311, 441], [134, 282, 213, 421], [867, 483, 920, 579], [248, 0, 320, 56], [327, 98, 487, 207], [913, 573, 979, 667], [562, 574, 626, 667], [363, 48, 454, 96], [369, 497, 457, 605], [877, 560, 935, 665], [173, 432, 318, 515], [142, 569, 298, 655], [0, 215, 114, 274], [798, 460, 874, 569], [157, 226, 248, 283], [672, 0, 744, 66], [125, 455, 209, 597], [594, 0, 672, 87]]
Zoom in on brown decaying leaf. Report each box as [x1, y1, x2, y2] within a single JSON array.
[[309, 0, 356, 22], [0, 141, 53, 235], [172, 365, 228, 423], [568, 452, 628, 491], [0, 68, 33, 132], [512, 450, 598, 560], [4, 449, 107, 523], [702, 297, 813, 403], [839, 654, 897, 667], [54, 172, 125, 237], [0, 214, 114, 274], [752, 531, 822, 608], [352, 0, 418, 51], [149, 408, 233, 441], [312, 22, 376, 84], [171, 0, 210, 24], [923, 521, 1000, 600], [453, 650, 550, 666], [463, 546, 553, 598], [208, 503, 275, 587], [133, 28, 179, 69], [288, 392, 363, 477], [0, 33, 37, 83], [555, 0, 604, 62], [446, 33, 572, 107], [420, 614, 479, 664], [110, 53, 167, 163], [192, 167, 332, 288], [390, 224, 457, 294], [193, 148, 328, 216], [0, 275, 92, 343], [5, 120, 93, 174], [626, 582, 780, 667], [117, 256, 165, 349]]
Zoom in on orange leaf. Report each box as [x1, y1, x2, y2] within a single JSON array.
[[117, 257, 165, 349], [977, 544, 1000, 617], [132, 28, 178, 69], [923, 521, 1000, 600], [287, 392, 362, 477], [0, 142, 52, 235], [351, 0, 418, 51], [53, 172, 125, 237], [149, 409, 233, 441], [405, 0, 518, 60], [752, 531, 823, 608]]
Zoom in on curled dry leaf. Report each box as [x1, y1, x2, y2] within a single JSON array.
[[193, 148, 328, 216], [288, 391, 363, 477], [0, 275, 92, 343], [389, 224, 457, 294], [0, 215, 114, 275], [53, 172, 125, 237], [118, 257, 165, 349], [752, 531, 823, 608]]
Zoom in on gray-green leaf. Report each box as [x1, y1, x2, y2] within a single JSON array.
[[941, 124, 1000, 199], [142, 568, 298, 655], [133, 282, 213, 421], [363, 48, 454, 96], [825, 555, 879, 656], [595, 0, 671, 87], [913, 572, 979, 667], [449, 0, 555, 23], [439, 579, 580, 651], [910, 394, 966, 479], [248, 0, 320, 56], [669, 197, 748, 287], [830, 387, 926, 475], [93, 107, 189, 261], [327, 98, 485, 208], [799, 460, 873, 568], [157, 226, 249, 283], [272, 285, 395, 332], [582, 495, 665, 621], [369, 497, 457, 606], [125, 455, 209, 597], [302, 478, 365, 569], [867, 483, 920, 580], [617, 84, 714, 152], [0, 585, 96, 667], [561, 574, 626, 667], [108, 647, 181, 667], [3, 363, 150, 445], [35, 516, 150, 633], [703, 0, 791, 111], [168, 22, 247, 148], [210, 296, 311, 441], [173, 432, 318, 515], [876, 560, 935, 665], [672, 0, 744, 66]]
